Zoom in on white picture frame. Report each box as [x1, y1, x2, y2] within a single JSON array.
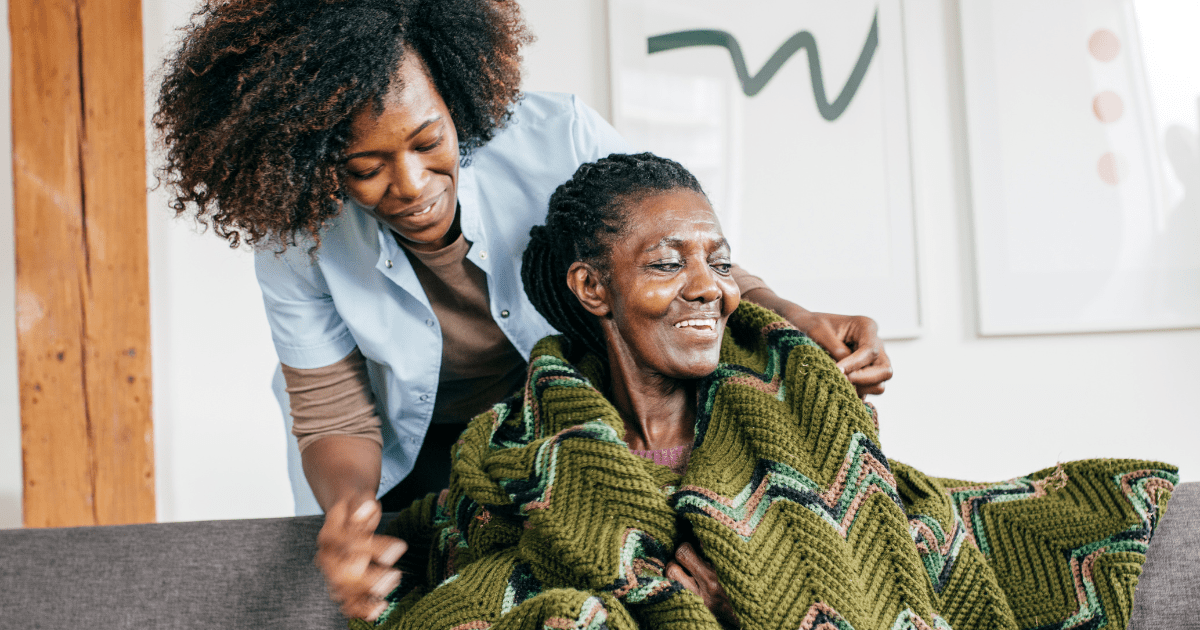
[[960, 0, 1200, 335], [607, 0, 921, 339]]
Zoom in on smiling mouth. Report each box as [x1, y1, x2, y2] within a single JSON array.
[[674, 318, 718, 330], [394, 192, 443, 219]]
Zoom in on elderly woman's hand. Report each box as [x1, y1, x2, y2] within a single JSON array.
[[666, 542, 740, 629], [316, 500, 407, 621]]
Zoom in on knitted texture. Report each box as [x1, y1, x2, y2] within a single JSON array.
[[356, 302, 1176, 630]]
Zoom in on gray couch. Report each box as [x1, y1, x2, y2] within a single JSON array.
[[1, 482, 1197, 629]]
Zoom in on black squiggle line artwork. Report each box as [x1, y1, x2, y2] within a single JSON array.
[[647, 10, 879, 121]]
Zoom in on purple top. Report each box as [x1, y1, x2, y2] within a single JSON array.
[[629, 444, 693, 476]]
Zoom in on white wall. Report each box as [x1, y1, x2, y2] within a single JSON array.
[[518, 0, 1200, 483], [144, 0, 294, 522], [880, 0, 1199, 482], [0, 0, 22, 529], [3, 0, 1195, 529]]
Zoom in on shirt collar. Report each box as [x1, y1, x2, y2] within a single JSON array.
[[456, 158, 483, 245]]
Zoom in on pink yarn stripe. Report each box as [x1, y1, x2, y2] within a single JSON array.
[[629, 444, 692, 475]]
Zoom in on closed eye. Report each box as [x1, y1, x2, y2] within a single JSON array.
[[649, 260, 683, 272], [347, 166, 383, 180], [415, 135, 444, 153]]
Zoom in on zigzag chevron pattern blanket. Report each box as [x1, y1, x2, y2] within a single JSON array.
[[357, 302, 1176, 630]]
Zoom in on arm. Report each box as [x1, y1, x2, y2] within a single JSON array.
[[284, 350, 405, 621], [256, 245, 407, 620], [731, 265, 892, 398]]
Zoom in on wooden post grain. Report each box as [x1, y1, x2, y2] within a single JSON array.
[[11, 0, 154, 527]]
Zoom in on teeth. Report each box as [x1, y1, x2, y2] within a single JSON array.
[[674, 318, 716, 329], [413, 205, 432, 216]]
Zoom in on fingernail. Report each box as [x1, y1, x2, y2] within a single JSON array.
[[352, 502, 373, 521], [374, 573, 400, 596]]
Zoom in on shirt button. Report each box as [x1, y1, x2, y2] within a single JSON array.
[[385, 259, 393, 268], [479, 250, 488, 260], [426, 319, 434, 327], [419, 394, 430, 402], [500, 310, 510, 318]]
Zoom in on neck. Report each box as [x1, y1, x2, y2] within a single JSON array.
[[603, 336, 695, 453]]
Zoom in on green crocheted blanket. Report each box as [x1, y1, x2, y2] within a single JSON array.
[[358, 302, 1176, 630]]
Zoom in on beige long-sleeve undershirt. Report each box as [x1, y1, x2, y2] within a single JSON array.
[[283, 259, 767, 452]]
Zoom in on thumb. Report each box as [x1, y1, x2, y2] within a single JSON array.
[[827, 342, 852, 365], [806, 325, 851, 364]]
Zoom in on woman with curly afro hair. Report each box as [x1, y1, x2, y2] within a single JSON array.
[[154, 0, 893, 620]]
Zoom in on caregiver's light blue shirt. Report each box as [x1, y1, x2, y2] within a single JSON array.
[[255, 92, 631, 498]]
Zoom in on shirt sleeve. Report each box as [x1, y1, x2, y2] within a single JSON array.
[[731, 263, 770, 295], [255, 246, 359, 369], [569, 95, 634, 164], [282, 346, 383, 453]]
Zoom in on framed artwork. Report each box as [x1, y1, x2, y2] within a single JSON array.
[[960, 0, 1200, 335], [607, 0, 921, 339]]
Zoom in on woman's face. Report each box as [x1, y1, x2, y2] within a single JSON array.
[[341, 53, 460, 252], [595, 189, 740, 380]]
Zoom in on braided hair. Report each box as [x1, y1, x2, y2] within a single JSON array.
[[522, 153, 707, 357]]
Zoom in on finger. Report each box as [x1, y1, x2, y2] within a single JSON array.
[[368, 567, 402, 599], [371, 535, 408, 566], [855, 383, 886, 399], [673, 543, 704, 574], [342, 594, 389, 622], [844, 363, 893, 387], [349, 500, 383, 533], [665, 563, 700, 595], [329, 560, 396, 603], [676, 544, 724, 593], [834, 345, 879, 376]]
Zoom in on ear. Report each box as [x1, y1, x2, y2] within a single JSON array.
[[566, 262, 611, 317]]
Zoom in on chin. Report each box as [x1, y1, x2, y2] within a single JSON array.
[[674, 355, 722, 380]]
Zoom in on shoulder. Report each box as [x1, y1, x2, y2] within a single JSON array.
[[481, 92, 584, 154], [477, 92, 631, 165], [254, 204, 379, 287]]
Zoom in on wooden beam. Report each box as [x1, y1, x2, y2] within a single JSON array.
[[12, 0, 154, 527]]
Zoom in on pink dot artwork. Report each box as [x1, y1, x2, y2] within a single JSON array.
[[1093, 91, 1124, 123], [1097, 152, 1121, 185], [1089, 29, 1121, 61]]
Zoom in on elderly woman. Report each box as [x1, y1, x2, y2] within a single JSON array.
[[363, 154, 1176, 630]]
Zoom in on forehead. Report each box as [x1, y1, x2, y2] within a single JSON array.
[[620, 189, 722, 246], [347, 53, 443, 142]]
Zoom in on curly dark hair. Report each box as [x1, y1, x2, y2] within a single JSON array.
[[153, 0, 532, 249], [521, 153, 707, 356]]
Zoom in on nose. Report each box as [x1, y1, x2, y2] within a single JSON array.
[[682, 263, 722, 304], [387, 154, 430, 201]]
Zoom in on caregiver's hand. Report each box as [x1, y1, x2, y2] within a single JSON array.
[[741, 287, 892, 398], [316, 500, 407, 621], [666, 542, 739, 629], [304, 435, 403, 621]]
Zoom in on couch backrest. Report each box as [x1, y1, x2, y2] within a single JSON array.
[[1128, 480, 1199, 629], [0, 514, 350, 629]]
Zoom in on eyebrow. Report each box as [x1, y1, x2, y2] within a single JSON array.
[[342, 115, 442, 160], [642, 236, 729, 253]]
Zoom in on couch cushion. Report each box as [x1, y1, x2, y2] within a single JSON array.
[[0, 514, 344, 629]]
